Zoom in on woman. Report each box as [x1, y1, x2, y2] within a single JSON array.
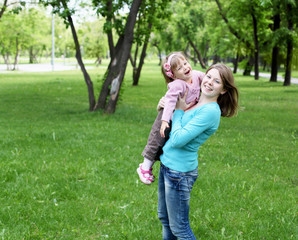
[[157, 63, 239, 239]]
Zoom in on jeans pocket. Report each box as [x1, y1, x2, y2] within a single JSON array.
[[186, 176, 197, 192], [166, 169, 182, 181], [165, 169, 182, 190]]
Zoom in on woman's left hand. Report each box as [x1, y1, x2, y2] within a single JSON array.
[[175, 89, 192, 111]]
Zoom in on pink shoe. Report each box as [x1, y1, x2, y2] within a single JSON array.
[[137, 164, 155, 185]]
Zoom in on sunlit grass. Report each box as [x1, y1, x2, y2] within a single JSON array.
[[0, 61, 297, 239]]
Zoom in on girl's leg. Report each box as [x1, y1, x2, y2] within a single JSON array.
[[158, 164, 177, 240], [141, 109, 168, 161], [161, 164, 198, 240], [137, 158, 155, 185], [138, 109, 170, 185]]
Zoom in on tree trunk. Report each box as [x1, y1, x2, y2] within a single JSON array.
[[251, 10, 259, 80], [284, 3, 293, 86], [243, 57, 254, 76], [132, 43, 139, 85], [132, 23, 152, 86], [12, 36, 20, 70], [61, 0, 95, 111], [188, 39, 206, 69], [0, 0, 8, 20], [215, 0, 252, 50], [213, 55, 220, 65], [96, 0, 143, 113], [95, 57, 102, 66], [233, 51, 239, 74], [270, 46, 279, 82], [133, 40, 148, 86], [153, 42, 162, 66], [203, 43, 209, 66], [2, 53, 11, 70], [129, 53, 135, 66], [184, 45, 198, 67], [29, 46, 34, 64], [95, 36, 124, 110], [270, 13, 281, 82], [106, 0, 115, 60]]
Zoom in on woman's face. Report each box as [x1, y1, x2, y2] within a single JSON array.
[[201, 68, 226, 98]]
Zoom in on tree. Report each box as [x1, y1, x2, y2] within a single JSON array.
[[93, 0, 143, 113], [174, 0, 206, 69], [283, 1, 297, 86], [40, 0, 143, 113], [215, 0, 253, 75], [23, 7, 51, 63], [0, 9, 32, 70], [250, 3, 260, 79], [215, 0, 268, 79], [0, 0, 8, 20], [269, 5, 281, 82], [40, 0, 96, 111], [130, 0, 171, 86], [150, 33, 162, 65], [78, 19, 108, 65]]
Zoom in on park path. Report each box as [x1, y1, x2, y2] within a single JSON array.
[[0, 63, 95, 72], [0, 63, 297, 84], [257, 72, 298, 85]]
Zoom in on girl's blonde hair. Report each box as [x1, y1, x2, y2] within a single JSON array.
[[206, 64, 239, 117], [161, 52, 188, 84]]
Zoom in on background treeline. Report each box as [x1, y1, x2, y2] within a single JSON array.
[[0, 6, 108, 68], [0, 0, 297, 112]]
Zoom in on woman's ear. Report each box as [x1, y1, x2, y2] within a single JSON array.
[[221, 89, 227, 95]]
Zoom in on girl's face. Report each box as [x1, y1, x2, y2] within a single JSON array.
[[172, 58, 192, 82], [201, 69, 226, 98]]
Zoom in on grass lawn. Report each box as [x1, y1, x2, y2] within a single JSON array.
[[0, 61, 297, 239]]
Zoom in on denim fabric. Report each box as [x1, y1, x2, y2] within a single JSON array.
[[158, 163, 198, 240]]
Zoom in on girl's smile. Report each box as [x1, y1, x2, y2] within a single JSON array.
[[172, 59, 193, 82]]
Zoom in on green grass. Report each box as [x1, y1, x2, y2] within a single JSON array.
[[0, 61, 297, 239]]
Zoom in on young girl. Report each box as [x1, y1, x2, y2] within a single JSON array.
[[137, 52, 205, 185]]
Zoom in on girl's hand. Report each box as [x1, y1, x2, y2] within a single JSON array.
[[160, 120, 169, 138], [157, 97, 165, 111], [175, 89, 191, 110]]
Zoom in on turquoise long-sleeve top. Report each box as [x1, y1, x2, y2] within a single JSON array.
[[160, 102, 221, 172]]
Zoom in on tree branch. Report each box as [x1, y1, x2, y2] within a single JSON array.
[[0, 0, 8, 19], [215, 0, 252, 49]]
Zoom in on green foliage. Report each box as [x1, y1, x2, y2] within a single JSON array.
[[151, 0, 297, 69], [8, 1, 26, 14], [40, 0, 75, 27], [78, 19, 108, 59], [0, 60, 297, 238], [93, 0, 132, 36], [0, 9, 36, 62]]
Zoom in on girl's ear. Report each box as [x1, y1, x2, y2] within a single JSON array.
[[172, 71, 176, 79]]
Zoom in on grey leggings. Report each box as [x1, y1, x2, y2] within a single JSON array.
[[142, 109, 171, 161]]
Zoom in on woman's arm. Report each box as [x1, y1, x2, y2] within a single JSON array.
[[170, 106, 219, 148]]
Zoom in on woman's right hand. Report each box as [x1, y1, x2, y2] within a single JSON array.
[[157, 97, 165, 111], [175, 89, 191, 110]]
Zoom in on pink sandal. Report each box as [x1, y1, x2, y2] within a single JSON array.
[[137, 164, 155, 185]]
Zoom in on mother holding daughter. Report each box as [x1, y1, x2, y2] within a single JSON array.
[[152, 53, 239, 239]]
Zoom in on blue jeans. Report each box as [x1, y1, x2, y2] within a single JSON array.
[[158, 163, 198, 240]]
